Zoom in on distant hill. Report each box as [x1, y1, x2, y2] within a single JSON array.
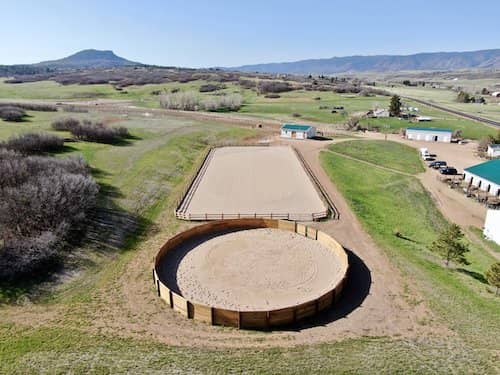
[[34, 49, 141, 69], [229, 49, 500, 74]]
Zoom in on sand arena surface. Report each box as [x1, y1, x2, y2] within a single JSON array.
[[159, 228, 343, 310], [182, 146, 327, 219]]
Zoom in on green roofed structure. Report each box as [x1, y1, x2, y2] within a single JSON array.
[[280, 123, 316, 140], [464, 159, 500, 196]]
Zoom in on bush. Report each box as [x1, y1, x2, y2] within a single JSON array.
[[457, 91, 472, 103], [159, 91, 200, 111], [258, 81, 293, 94], [199, 83, 225, 92], [0, 149, 98, 280], [1, 133, 65, 154], [52, 118, 128, 144], [52, 117, 80, 131], [202, 94, 243, 112], [0, 102, 57, 112], [71, 120, 129, 144], [238, 79, 256, 89], [0, 106, 26, 122]]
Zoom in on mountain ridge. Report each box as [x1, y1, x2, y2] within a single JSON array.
[[228, 49, 500, 74], [34, 49, 142, 69]]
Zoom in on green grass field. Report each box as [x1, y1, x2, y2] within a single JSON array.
[[320, 144, 499, 372], [328, 140, 425, 174], [1, 78, 496, 139]]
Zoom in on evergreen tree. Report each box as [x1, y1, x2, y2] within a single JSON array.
[[429, 224, 470, 267], [486, 262, 500, 295], [389, 95, 402, 117]]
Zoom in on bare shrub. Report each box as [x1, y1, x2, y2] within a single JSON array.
[[258, 81, 293, 94], [0, 149, 98, 280], [52, 117, 80, 131], [0, 102, 57, 112], [199, 83, 225, 92], [238, 79, 256, 89], [1, 133, 65, 154], [202, 94, 243, 112], [159, 91, 200, 111], [52, 118, 128, 143], [0, 106, 26, 122]]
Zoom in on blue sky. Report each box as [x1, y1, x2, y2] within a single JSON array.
[[1, 0, 499, 67]]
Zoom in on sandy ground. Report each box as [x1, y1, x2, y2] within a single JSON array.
[[158, 228, 343, 310], [183, 146, 327, 219]]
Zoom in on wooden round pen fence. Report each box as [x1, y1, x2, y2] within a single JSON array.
[[153, 219, 349, 329]]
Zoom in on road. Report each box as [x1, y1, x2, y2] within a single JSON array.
[[403, 96, 500, 128]]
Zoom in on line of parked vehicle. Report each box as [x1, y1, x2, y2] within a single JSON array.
[[420, 148, 458, 175]]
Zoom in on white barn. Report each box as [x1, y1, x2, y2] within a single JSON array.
[[280, 124, 316, 140], [487, 144, 500, 158], [406, 127, 452, 143], [463, 160, 500, 197], [484, 209, 500, 245]]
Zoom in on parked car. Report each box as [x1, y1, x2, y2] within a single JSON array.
[[428, 161, 447, 169], [439, 167, 457, 175], [423, 155, 434, 161]]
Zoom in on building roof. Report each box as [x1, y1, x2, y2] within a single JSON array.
[[464, 160, 500, 185], [406, 127, 452, 133], [281, 123, 314, 131]]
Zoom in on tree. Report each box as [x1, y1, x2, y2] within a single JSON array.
[[429, 224, 470, 267], [452, 129, 463, 140], [457, 91, 471, 103], [486, 262, 500, 295], [389, 95, 402, 117], [477, 135, 494, 153]]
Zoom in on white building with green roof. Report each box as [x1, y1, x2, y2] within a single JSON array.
[[406, 127, 452, 143], [280, 124, 316, 140], [464, 159, 500, 196]]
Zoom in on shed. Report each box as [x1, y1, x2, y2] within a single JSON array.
[[280, 124, 316, 140], [406, 127, 452, 143], [484, 209, 500, 245], [487, 144, 500, 158], [464, 159, 500, 196]]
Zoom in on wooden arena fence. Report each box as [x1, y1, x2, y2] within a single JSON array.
[[153, 218, 349, 329]]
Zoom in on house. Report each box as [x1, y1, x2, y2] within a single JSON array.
[[484, 209, 500, 245], [372, 109, 390, 118], [280, 124, 316, 140], [487, 144, 500, 158], [405, 127, 452, 143], [464, 159, 500, 196]]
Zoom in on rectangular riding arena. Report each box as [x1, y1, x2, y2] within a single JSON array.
[[176, 146, 328, 221]]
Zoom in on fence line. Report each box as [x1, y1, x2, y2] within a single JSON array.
[[153, 218, 349, 329], [293, 147, 340, 220]]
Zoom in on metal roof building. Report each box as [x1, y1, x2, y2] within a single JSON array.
[[280, 123, 316, 140], [406, 127, 453, 143], [464, 159, 500, 196]]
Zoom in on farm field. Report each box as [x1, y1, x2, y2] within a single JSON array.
[[1, 78, 496, 139], [1, 85, 499, 373]]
